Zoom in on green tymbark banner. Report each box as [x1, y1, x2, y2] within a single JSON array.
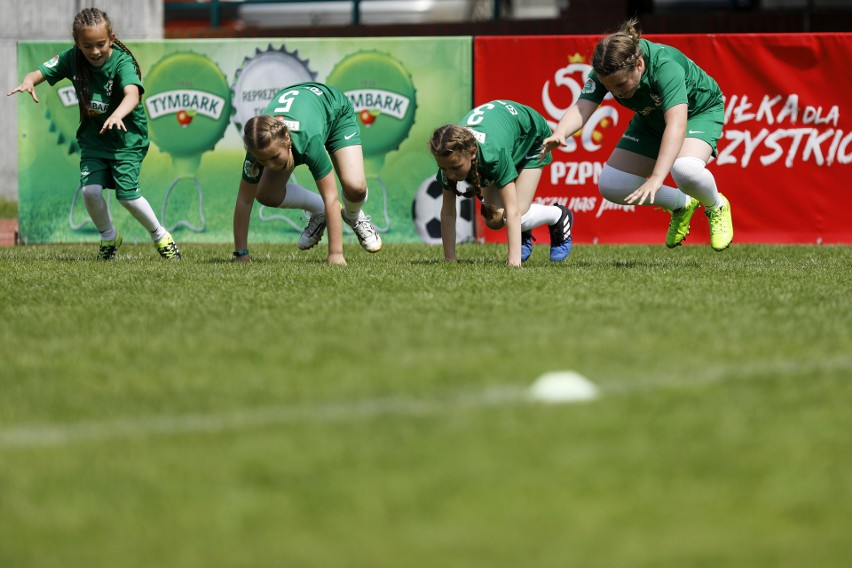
[[16, 37, 472, 244]]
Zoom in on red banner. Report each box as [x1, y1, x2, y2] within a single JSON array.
[[474, 34, 852, 245]]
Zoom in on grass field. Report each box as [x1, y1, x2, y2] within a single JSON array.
[[1, 242, 850, 567]]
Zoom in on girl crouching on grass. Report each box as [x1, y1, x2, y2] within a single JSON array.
[[233, 82, 382, 266], [430, 100, 574, 267]]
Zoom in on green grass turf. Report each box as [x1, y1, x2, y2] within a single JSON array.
[[1, 242, 850, 567]]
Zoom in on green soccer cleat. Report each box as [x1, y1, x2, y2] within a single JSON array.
[[706, 193, 734, 251], [666, 197, 700, 248], [155, 232, 182, 260], [98, 232, 123, 260]]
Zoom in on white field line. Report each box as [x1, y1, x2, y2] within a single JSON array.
[[0, 388, 526, 450], [1, 356, 849, 450]]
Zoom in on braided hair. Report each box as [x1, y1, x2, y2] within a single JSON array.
[[428, 124, 483, 201], [71, 8, 142, 121], [592, 18, 644, 78], [243, 114, 291, 155]]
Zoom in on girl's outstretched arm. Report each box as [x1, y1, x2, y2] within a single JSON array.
[[540, 99, 599, 159], [232, 178, 258, 262], [315, 172, 346, 266], [100, 84, 141, 133], [7, 70, 45, 103], [625, 103, 688, 205], [499, 182, 522, 267], [440, 188, 458, 262]]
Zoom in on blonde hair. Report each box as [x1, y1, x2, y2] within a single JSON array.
[[71, 8, 142, 120], [428, 124, 482, 200], [243, 115, 291, 155], [592, 18, 644, 77]]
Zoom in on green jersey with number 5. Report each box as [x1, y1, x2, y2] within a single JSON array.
[[242, 82, 355, 183]]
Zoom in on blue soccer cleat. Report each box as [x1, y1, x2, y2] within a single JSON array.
[[548, 205, 574, 262]]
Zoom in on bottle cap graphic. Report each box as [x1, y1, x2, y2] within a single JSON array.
[[143, 51, 232, 232], [326, 50, 417, 169], [143, 51, 233, 175], [231, 45, 317, 134]]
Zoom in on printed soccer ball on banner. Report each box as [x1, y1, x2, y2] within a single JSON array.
[[412, 177, 475, 244]]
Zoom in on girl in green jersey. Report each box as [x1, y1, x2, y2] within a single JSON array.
[[233, 82, 381, 266], [542, 18, 734, 251], [430, 100, 574, 267], [7, 8, 181, 260]]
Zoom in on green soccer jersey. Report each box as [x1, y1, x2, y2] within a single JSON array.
[[438, 100, 553, 190], [579, 39, 723, 136], [39, 47, 148, 159], [249, 82, 352, 181]]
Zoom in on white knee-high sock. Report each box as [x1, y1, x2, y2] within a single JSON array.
[[598, 164, 689, 211], [282, 182, 325, 216], [670, 157, 723, 209], [520, 203, 561, 231], [119, 196, 167, 241], [342, 189, 367, 219], [81, 184, 116, 240]]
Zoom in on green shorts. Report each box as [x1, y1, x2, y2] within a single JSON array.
[[80, 156, 144, 200], [616, 101, 725, 159], [324, 92, 362, 153], [521, 111, 554, 169]]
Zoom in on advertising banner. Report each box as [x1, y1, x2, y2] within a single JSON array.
[[16, 37, 472, 244], [475, 34, 852, 244]]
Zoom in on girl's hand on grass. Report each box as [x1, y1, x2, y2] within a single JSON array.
[[327, 253, 347, 266]]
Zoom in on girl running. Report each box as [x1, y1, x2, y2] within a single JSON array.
[[430, 100, 574, 267], [8, 7, 181, 260], [233, 82, 381, 266], [541, 18, 733, 251]]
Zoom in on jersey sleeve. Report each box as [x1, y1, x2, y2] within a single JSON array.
[[114, 53, 144, 95], [578, 72, 608, 105], [241, 152, 263, 184], [490, 148, 517, 189], [38, 49, 74, 86], [302, 138, 333, 180], [652, 58, 688, 111], [436, 170, 451, 189]]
